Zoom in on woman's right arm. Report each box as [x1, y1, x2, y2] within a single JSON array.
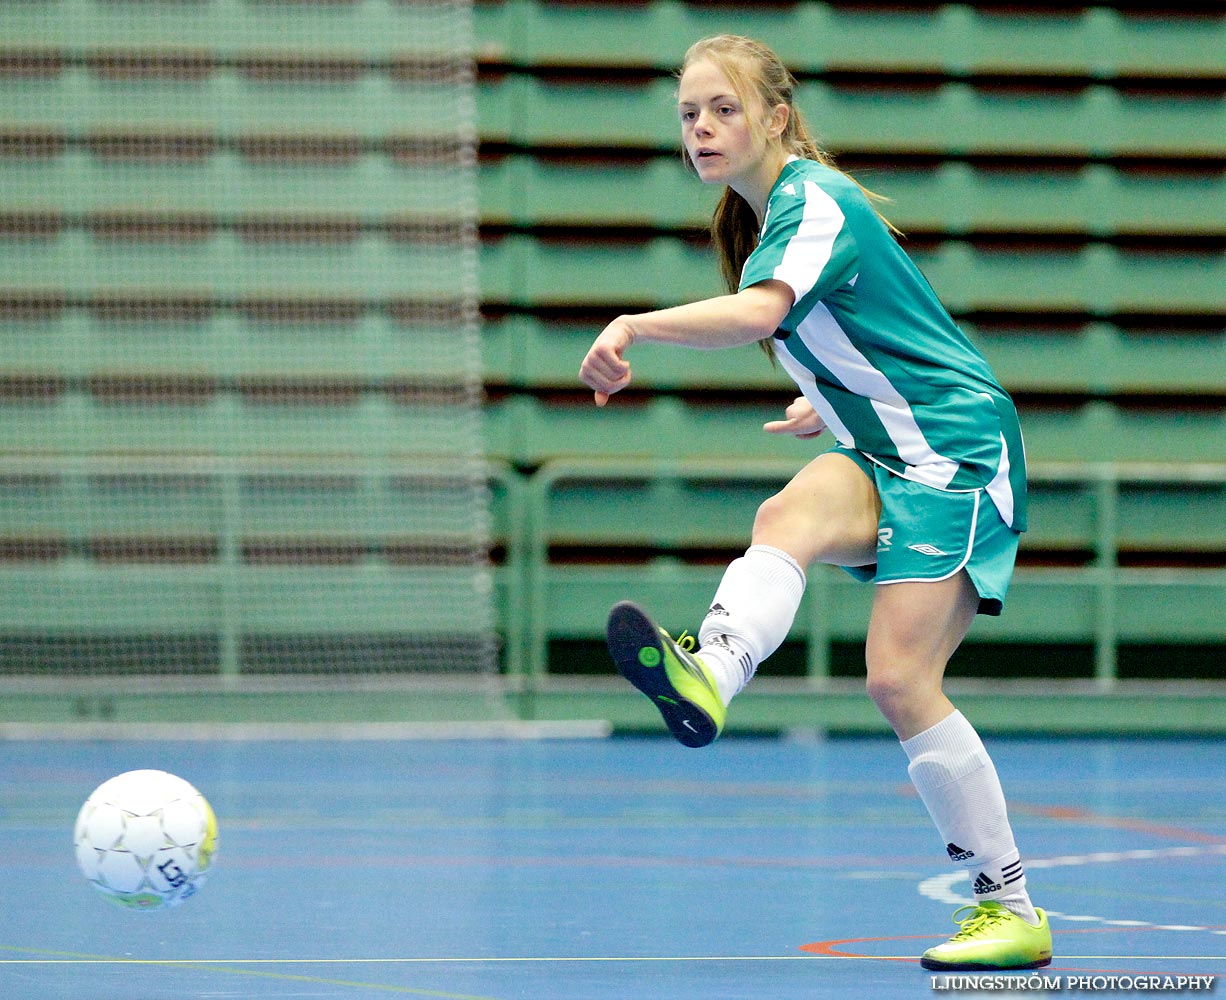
[[579, 281, 794, 406]]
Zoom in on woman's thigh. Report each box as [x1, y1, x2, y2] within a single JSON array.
[[751, 450, 881, 568]]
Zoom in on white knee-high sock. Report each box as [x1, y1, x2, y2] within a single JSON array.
[[696, 544, 806, 705], [902, 710, 1039, 924]]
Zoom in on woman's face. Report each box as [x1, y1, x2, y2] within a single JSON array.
[[677, 58, 765, 189]]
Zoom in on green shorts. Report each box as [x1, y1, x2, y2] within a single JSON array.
[[835, 447, 1021, 617]]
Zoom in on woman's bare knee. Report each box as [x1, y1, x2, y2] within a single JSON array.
[[865, 662, 904, 710], [863, 577, 979, 737]]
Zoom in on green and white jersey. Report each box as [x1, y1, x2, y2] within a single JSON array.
[[740, 158, 1028, 530]]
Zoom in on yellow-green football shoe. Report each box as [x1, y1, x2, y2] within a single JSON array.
[[606, 601, 726, 748], [921, 901, 1053, 971]]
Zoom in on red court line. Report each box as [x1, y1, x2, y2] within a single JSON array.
[[799, 935, 929, 963], [800, 926, 1226, 973], [903, 780, 1226, 848], [1012, 802, 1226, 845]]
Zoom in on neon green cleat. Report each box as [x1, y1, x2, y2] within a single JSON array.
[[606, 601, 726, 748], [921, 901, 1053, 971]]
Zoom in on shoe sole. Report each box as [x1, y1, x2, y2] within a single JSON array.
[[921, 956, 1052, 972], [606, 601, 720, 749]]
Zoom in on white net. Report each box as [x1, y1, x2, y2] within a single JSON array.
[[0, 0, 495, 680]]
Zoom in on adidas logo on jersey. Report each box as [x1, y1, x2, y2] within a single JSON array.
[[973, 872, 1003, 895], [946, 842, 975, 863]]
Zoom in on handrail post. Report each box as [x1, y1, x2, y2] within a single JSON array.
[[1093, 466, 1119, 690], [805, 566, 832, 685], [218, 462, 242, 685], [488, 461, 526, 707], [520, 459, 558, 719]]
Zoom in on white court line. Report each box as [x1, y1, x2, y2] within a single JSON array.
[[0, 955, 840, 967], [3, 954, 1225, 966], [918, 844, 1226, 935], [0, 720, 614, 741]]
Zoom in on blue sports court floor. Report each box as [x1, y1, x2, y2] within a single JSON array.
[[2, 734, 1225, 999]]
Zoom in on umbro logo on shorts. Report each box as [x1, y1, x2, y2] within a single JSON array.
[[907, 543, 950, 557]]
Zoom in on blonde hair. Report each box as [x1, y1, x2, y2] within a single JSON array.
[[680, 35, 896, 300]]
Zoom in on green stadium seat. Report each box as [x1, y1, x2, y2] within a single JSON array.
[[0, 151, 439, 216], [0, 567, 224, 633], [0, 565, 489, 640], [482, 315, 795, 391], [804, 82, 1226, 160], [915, 242, 1226, 316], [479, 232, 722, 306], [972, 324, 1226, 396], [0, 232, 464, 299], [4, 65, 463, 137], [479, 155, 719, 228], [3, 389, 482, 458]]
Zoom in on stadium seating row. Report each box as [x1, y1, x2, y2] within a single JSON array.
[[3, 387, 1224, 466], [4, 158, 1221, 240], [2, 391, 480, 458], [9, 0, 1223, 78], [5, 308, 1222, 397], [1, 231, 1220, 313], [6, 144, 1223, 235], [480, 234, 1225, 313], [489, 316, 1226, 396], [0, 231, 462, 298], [0, 313, 475, 381], [479, 76, 1226, 158], [4, 73, 460, 134], [481, 156, 1226, 235], [7, 70, 1221, 159], [1, 0, 454, 54], [1, 151, 452, 215], [476, 0, 1226, 78]]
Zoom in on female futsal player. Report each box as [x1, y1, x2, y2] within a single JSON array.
[[579, 35, 1051, 972]]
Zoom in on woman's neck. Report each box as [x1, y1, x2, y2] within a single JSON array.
[[732, 148, 793, 223]]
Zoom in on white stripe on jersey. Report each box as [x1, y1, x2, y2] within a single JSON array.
[[791, 303, 962, 489], [770, 181, 844, 304], [773, 344, 857, 447], [985, 429, 1017, 526]]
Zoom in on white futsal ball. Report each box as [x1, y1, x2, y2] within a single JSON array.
[[73, 769, 218, 910]]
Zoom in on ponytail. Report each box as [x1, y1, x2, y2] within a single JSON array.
[[711, 190, 760, 296]]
